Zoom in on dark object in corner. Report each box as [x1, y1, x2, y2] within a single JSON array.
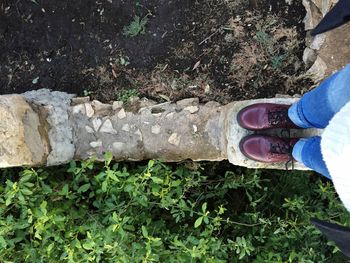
[[311, 218, 350, 257], [311, 0, 350, 35]]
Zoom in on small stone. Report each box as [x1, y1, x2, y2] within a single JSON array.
[[152, 113, 162, 117], [71, 96, 90, 106], [92, 100, 103, 108], [113, 142, 125, 151], [303, 47, 317, 67], [85, 103, 94, 118], [134, 129, 143, 141], [139, 98, 156, 108], [166, 112, 175, 119], [122, 124, 130, 132], [205, 101, 221, 108], [151, 125, 161, 134], [90, 141, 102, 148], [92, 100, 112, 114], [85, 125, 94, 133], [184, 106, 199, 114], [129, 96, 140, 103], [92, 118, 102, 132], [112, 101, 124, 110], [168, 133, 181, 146], [100, 119, 117, 134], [138, 107, 150, 114], [193, 125, 198, 133], [117, 108, 126, 119], [72, 104, 86, 115], [204, 84, 210, 94], [176, 98, 199, 107], [310, 34, 326, 51], [307, 56, 327, 82]]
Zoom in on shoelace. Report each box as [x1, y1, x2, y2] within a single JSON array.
[[270, 141, 290, 154], [268, 109, 289, 127], [269, 139, 294, 171], [280, 129, 295, 171]]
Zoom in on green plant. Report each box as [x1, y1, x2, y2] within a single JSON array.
[[117, 56, 130, 66], [118, 88, 140, 102], [122, 15, 149, 37], [255, 30, 287, 69], [0, 156, 349, 262], [83, 90, 93, 96]]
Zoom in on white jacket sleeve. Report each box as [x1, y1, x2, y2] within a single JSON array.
[[321, 101, 350, 212]]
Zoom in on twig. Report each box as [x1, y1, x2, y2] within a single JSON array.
[[199, 28, 221, 46]]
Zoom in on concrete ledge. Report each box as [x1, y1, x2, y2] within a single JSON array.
[[0, 90, 323, 171]]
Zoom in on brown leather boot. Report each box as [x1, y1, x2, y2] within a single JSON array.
[[239, 135, 298, 163], [237, 103, 300, 130]]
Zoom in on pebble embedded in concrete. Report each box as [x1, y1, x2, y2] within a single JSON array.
[[113, 142, 125, 151], [92, 100, 112, 113], [122, 124, 130, 132], [134, 129, 143, 141], [92, 118, 102, 132], [112, 101, 124, 110], [85, 103, 94, 118], [117, 108, 126, 119], [100, 119, 117, 134], [151, 125, 161, 134], [90, 141, 102, 148], [176, 98, 199, 107], [85, 125, 94, 133], [184, 106, 199, 114], [71, 96, 90, 105], [168, 133, 181, 146], [166, 112, 175, 119], [72, 104, 86, 115]]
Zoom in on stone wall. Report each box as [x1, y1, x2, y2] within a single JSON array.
[[0, 89, 322, 171]]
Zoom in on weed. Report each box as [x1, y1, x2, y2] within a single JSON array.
[[123, 15, 149, 37], [118, 88, 140, 102], [117, 56, 130, 66], [83, 89, 93, 96]]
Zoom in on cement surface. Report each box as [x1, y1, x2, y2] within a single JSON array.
[[23, 89, 75, 165], [70, 97, 227, 162]]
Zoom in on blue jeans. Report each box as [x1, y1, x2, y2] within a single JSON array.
[[288, 63, 350, 179]]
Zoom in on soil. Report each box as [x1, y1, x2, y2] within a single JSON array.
[[1, 0, 309, 103]]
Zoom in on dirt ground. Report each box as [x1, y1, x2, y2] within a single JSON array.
[[0, 0, 308, 103]]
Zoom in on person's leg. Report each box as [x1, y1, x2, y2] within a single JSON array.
[[288, 64, 350, 129], [292, 136, 331, 179]]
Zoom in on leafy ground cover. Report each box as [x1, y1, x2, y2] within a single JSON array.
[[0, 156, 349, 262]]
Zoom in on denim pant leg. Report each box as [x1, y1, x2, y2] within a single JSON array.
[[288, 64, 350, 128], [292, 136, 331, 179]]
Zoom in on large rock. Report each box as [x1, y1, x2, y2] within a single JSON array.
[[0, 95, 49, 167], [303, 0, 350, 80]]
